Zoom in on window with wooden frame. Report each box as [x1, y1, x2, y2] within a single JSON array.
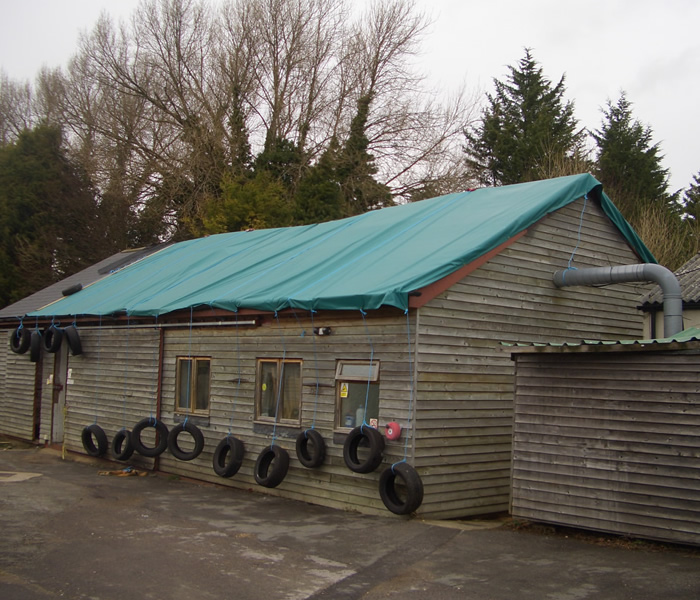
[[335, 360, 380, 429], [255, 359, 302, 424], [176, 357, 211, 414]]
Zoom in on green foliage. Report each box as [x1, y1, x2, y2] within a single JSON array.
[[592, 93, 670, 219], [682, 172, 700, 221], [0, 124, 102, 307], [203, 170, 293, 234], [294, 139, 343, 225], [464, 49, 584, 186]]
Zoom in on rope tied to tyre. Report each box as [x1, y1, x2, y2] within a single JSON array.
[[167, 307, 204, 461], [212, 309, 245, 478], [112, 315, 135, 461], [295, 309, 326, 469], [343, 310, 384, 474], [377, 309, 423, 515], [82, 315, 108, 457], [254, 312, 290, 488]]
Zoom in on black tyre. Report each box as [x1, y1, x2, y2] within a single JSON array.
[[131, 417, 169, 457], [81, 424, 108, 457], [343, 425, 385, 473], [64, 325, 83, 356], [111, 428, 135, 461], [167, 421, 205, 461], [29, 330, 42, 363], [9, 327, 31, 354], [379, 462, 424, 515], [254, 445, 290, 488], [43, 326, 63, 353], [295, 429, 326, 469], [62, 283, 82, 296], [212, 435, 245, 478]]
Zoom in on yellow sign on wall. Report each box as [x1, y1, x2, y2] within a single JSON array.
[[340, 382, 348, 398]]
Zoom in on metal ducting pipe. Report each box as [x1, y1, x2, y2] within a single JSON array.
[[553, 264, 683, 338]]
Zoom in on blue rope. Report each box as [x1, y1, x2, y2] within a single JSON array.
[[227, 312, 241, 436], [149, 315, 159, 421], [183, 306, 194, 426], [567, 193, 588, 270], [271, 312, 287, 446], [309, 310, 320, 431], [93, 315, 103, 425], [359, 310, 374, 431], [401, 308, 416, 462], [122, 315, 131, 429]]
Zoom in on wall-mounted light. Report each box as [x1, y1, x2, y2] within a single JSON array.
[[313, 327, 332, 336]]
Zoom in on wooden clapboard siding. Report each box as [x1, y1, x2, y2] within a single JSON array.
[[511, 349, 700, 546], [154, 311, 416, 516], [414, 197, 646, 519], [0, 348, 37, 440], [62, 327, 160, 469]]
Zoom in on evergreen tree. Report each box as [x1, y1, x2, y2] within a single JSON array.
[[591, 92, 670, 219], [681, 171, 700, 221], [0, 124, 102, 307], [293, 138, 343, 225], [464, 49, 584, 186], [336, 95, 392, 215]]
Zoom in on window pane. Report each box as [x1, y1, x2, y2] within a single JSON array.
[[281, 362, 301, 420], [339, 382, 379, 428], [259, 361, 278, 418], [195, 359, 210, 410], [337, 362, 379, 381], [178, 359, 193, 410]]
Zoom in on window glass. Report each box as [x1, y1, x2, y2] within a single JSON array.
[[176, 357, 210, 413], [256, 359, 302, 423], [335, 360, 380, 428]]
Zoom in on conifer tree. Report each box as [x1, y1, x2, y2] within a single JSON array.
[[464, 49, 584, 186]]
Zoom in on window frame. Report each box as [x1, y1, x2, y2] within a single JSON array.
[[255, 358, 303, 425], [335, 360, 380, 430], [175, 356, 211, 415]]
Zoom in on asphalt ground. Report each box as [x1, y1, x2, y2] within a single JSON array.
[[1, 442, 699, 600]]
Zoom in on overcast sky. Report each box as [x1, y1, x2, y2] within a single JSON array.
[[1, 0, 698, 194]]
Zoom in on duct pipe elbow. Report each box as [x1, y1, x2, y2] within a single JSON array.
[[552, 264, 683, 338]]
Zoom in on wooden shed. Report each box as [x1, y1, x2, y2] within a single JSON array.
[[0, 174, 657, 519], [509, 331, 700, 545]]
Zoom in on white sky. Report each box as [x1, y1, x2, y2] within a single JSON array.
[[1, 0, 698, 193]]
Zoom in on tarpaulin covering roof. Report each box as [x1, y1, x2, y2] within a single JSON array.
[[28, 174, 654, 318]]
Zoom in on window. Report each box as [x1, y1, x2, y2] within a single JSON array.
[[256, 359, 302, 424], [335, 360, 379, 429], [176, 357, 211, 414]]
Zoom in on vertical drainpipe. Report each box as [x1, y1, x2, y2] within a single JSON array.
[[552, 264, 683, 338]]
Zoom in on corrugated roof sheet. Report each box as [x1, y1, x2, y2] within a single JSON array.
[[25, 174, 654, 318], [503, 326, 700, 352], [0, 245, 167, 322], [640, 251, 700, 306]]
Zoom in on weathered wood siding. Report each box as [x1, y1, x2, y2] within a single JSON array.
[[415, 197, 647, 519], [0, 346, 37, 440], [156, 312, 415, 515], [62, 327, 160, 469], [511, 349, 700, 546]]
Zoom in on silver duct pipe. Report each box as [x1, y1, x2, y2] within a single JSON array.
[[553, 264, 683, 338]]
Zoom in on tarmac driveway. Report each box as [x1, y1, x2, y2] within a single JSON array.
[[1, 445, 698, 600]]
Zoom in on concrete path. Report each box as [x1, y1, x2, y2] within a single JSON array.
[[0, 446, 698, 600]]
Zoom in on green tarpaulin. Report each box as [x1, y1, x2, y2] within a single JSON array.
[[29, 174, 654, 318]]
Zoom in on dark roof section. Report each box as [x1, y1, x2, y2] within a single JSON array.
[[640, 252, 700, 306], [0, 245, 168, 322]]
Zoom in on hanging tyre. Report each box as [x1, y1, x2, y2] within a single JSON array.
[[9, 327, 31, 354], [379, 462, 424, 515], [82, 424, 108, 457], [254, 445, 290, 488], [167, 421, 205, 461], [43, 326, 63, 353], [64, 325, 83, 356], [111, 428, 135, 461], [212, 435, 245, 478], [131, 417, 169, 457], [343, 425, 385, 473], [29, 330, 42, 363], [295, 429, 326, 468]]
